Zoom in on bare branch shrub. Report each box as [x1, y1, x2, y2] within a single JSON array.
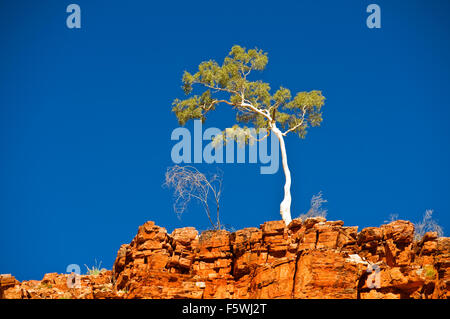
[[384, 213, 399, 224], [414, 209, 444, 241], [298, 191, 328, 220], [163, 165, 223, 229]]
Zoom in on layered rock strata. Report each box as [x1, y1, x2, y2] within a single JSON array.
[[1, 218, 449, 299]]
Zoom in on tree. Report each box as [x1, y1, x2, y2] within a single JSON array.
[[172, 45, 326, 225], [164, 165, 223, 229]]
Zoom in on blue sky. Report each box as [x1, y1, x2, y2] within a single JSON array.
[[1, 0, 449, 281]]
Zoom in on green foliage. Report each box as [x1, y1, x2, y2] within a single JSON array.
[[84, 259, 105, 276], [39, 282, 52, 289], [423, 265, 437, 280], [172, 45, 326, 139], [58, 293, 73, 299]]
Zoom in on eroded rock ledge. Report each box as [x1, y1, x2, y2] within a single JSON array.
[[1, 218, 449, 299]]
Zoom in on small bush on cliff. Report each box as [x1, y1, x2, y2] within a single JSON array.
[[39, 282, 52, 289], [298, 191, 327, 220], [424, 265, 437, 280], [414, 209, 444, 241], [84, 259, 105, 276], [164, 165, 223, 230]]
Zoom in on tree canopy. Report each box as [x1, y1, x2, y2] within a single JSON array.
[[172, 45, 325, 140]]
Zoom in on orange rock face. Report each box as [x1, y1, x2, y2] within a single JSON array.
[[1, 219, 449, 299]]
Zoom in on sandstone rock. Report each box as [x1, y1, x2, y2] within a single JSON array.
[[360, 290, 401, 299], [261, 220, 285, 236], [0, 274, 21, 299], [171, 227, 198, 246], [421, 240, 438, 255], [303, 217, 326, 230], [422, 231, 439, 243], [315, 222, 341, 250], [298, 229, 317, 251], [437, 237, 450, 253], [231, 227, 264, 279], [337, 226, 358, 251], [249, 258, 295, 299], [287, 218, 303, 230], [293, 250, 358, 299], [2, 285, 23, 299], [3, 219, 449, 299], [0, 274, 19, 287], [357, 227, 383, 245], [381, 220, 415, 244]]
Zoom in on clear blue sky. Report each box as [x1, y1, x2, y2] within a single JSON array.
[[1, 0, 449, 281]]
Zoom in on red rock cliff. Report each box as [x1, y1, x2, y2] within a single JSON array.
[[1, 218, 449, 299]]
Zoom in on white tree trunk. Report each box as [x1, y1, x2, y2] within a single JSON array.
[[271, 126, 292, 225]]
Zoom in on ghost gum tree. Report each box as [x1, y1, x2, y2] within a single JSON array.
[[172, 45, 326, 225]]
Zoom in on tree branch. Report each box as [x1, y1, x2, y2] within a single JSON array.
[[240, 101, 272, 122], [202, 99, 235, 113], [193, 79, 273, 126], [282, 106, 307, 136], [198, 82, 239, 95]]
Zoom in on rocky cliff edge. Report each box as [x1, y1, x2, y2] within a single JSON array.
[[1, 218, 449, 299]]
